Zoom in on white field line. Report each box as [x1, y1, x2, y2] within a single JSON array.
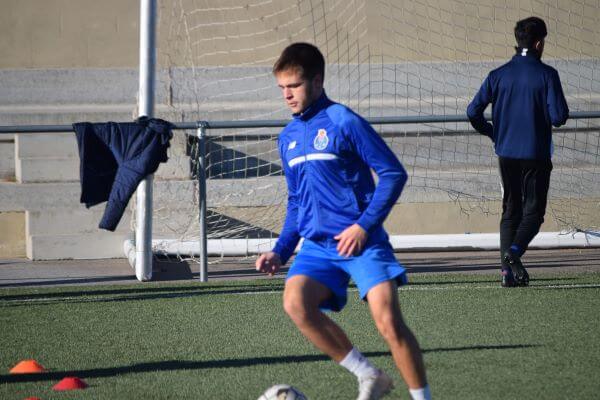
[[234, 283, 600, 293], [238, 283, 600, 293], [3, 283, 599, 304]]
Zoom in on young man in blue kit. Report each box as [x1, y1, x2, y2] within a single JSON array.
[[467, 17, 569, 287], [255, 43, 430, 400]]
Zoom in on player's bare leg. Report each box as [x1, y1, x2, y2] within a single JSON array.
[[366, 281, 428, 393], [285, 275, 391, 399], [283, 275, 352, 361]]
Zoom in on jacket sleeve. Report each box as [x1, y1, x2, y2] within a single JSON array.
[[342, 113, 407, 233], [272, 142, 301, 265], [467, 75, 494, 139], [100, 120, 173, 231], [547, 69, 569, 127]]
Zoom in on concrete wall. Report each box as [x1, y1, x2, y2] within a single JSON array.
[[0, 0, 139, 68], [0, 212, 25, 258], [0, 0, 598, 69]]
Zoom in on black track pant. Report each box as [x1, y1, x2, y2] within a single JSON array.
[[499, 157, 553, 260]]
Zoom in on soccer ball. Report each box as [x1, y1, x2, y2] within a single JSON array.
[[257, 384, 307, 400]]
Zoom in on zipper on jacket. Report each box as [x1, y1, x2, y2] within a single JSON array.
[[304, 120, 322, 235]]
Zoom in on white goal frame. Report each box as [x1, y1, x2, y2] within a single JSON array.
[[125, 112, 600, 282]]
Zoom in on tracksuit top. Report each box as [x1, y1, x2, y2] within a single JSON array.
[[272, 92, 408, 264], [73, 117, 173, 231], [467, 49, 569, 160]]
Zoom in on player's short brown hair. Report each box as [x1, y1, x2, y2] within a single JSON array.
[[273, 42, 325, 81]]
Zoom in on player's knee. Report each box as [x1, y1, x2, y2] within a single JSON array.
[[374, 312, 408, 344], [283, 294, 313, 325], [374, 313, 395, 340]]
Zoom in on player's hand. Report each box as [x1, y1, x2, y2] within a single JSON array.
[[334, 224, 368, 257], [255, 251, 282, 276]]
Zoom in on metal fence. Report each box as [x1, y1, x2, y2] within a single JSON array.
[[1, 110, 599, 281]]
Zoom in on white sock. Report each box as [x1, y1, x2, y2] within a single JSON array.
[[339, 348, 378, 379], [409, 384, 431, 400]]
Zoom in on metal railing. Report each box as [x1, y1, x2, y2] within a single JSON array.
[[1, 111, 599, 134], [1, 110, 599, 281]]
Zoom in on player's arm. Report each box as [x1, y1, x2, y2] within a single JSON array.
[[261, 142, 300, 268], [467, 75, 494, 139], [547, 69, 569, 127], [342, 114, 407, 237], [267, 187, 299, 268]]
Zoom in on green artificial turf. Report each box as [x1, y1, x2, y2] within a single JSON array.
[[1, 272, 599, 399]]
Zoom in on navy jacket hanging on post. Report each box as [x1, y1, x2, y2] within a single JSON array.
[[73, 117, 174, 231]]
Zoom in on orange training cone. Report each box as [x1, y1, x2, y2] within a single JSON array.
[[24, 397, 42, 400], [9, 360, 46, 374], [52, 376, 88, 391]]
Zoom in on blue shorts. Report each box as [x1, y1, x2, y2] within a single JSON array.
[[286, 239, 408, 312]]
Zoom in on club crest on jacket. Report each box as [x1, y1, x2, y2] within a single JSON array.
[[313, 129, 329, 150]]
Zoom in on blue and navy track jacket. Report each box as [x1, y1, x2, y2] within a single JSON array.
[[467, 50, 569, 160], [272, 92, 408, 264]]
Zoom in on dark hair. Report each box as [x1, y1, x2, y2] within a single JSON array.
[[273, 42, 325, 80], [514, 17, 547, 48]]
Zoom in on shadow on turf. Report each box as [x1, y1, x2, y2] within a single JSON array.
[[0, 344, 539, 384], [1, 275, 588, 306], [0, 283, 286, 305], [0, 275, 138, 288], [0, 261, 289, 289], [405, 260, 600, 273]]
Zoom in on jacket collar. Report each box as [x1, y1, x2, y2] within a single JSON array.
[[293, 91, 331, 121], [513, 47, 541, 61]]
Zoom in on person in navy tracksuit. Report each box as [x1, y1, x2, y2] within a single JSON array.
[[467, 17, 569, 287], [255, 43, 430, 400]]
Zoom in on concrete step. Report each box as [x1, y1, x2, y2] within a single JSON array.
[[0, 69, 142, 106], [0, 107, 139, 126], [17, 157, 79, 183], [16, 132, 78, 158], [0, 103, 282, 126], [0, 180, 192, 212], [0, 211, 25, 258], [26, 208, 188, 237], [12, 129, 190, 183], [0, 138, 15, 181], [14, 132, 78, 183], [15, 154, 190, 183], [0, 181, 80, 211], [26, 209, 131, 236], [0, 172, 500, 213], [27, 232, 129, 260]]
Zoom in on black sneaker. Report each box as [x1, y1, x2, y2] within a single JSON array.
[[501, 268, 517, 287], [503, 250, 529, 287]]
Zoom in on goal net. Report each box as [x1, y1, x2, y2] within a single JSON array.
[[136, 0, 600, 263]]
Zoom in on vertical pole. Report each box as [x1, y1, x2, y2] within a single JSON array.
[[135, 0, 157, 281], [197, 122, 208, 282]]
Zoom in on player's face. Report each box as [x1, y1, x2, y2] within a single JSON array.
[[276, 68, 323, 114]]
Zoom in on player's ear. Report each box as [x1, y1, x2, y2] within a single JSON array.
[[312, 73, 324, 90], [535, 39, 544, 55]]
